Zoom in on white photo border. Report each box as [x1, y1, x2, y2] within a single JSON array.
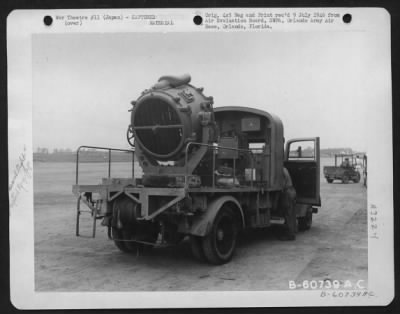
[[7, 8, 394, 309]]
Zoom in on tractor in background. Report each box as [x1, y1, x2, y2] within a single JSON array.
[[323, 153, 362, 184]]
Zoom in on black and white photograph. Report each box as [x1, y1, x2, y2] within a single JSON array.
[[7, 8, 393, 309]]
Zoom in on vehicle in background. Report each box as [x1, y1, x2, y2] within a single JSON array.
[[323, 154, 361, 184]]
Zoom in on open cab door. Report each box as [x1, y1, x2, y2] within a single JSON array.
[[284, 137, 320, 206]]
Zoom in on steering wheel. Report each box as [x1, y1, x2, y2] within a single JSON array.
[[126, 124, 135, 147]]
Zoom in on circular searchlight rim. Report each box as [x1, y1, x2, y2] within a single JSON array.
[[132, 92, 187, 160]]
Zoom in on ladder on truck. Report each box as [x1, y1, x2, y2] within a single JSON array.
[[76, 194, 104, 238]]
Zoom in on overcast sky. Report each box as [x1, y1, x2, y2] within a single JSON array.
[[33, 31, 371, 152]]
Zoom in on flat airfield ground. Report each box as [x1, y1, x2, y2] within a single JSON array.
[[34, 160, 367, 291]]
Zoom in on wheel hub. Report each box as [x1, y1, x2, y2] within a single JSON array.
[[217, 229, 224, 241]]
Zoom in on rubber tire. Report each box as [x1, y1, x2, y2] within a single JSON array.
[[353, 172, 361, 183], [342, 176, 349, 184], [201, 206, 238, 265], [190, 235, 206, 262], [111, 197, 157, 254], [326, 178, 333, 183], [112, 227, 140, 253], [298, 210, 312, 231], [112, 198, 138, 253]]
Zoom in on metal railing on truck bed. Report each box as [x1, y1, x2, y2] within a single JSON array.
[[74, 145, 135, 238], [75, 145, 135, 185]]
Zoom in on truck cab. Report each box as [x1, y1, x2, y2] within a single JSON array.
[[214, 107, 320, 205]]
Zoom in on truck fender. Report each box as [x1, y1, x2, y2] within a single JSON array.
[[188, 196, 245, 237], [296, 203, 310, 217]]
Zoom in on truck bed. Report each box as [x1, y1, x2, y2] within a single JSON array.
[[323, 166, 345, 176]]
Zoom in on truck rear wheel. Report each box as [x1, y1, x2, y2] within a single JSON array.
[[112, 226, 158, 254], [326, 178, 333, 183], [111, 197, 158, 253], [112, 227, 140, 253], [201, 206, 238, 265], [353, 172, 361, 183]]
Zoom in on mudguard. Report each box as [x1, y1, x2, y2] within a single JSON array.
[[188, 196, 245, 237], [296, 203, 310, 217]]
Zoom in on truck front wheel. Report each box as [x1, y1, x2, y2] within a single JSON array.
[[202, 206, 238, 265], [298, 209, 312, 231]]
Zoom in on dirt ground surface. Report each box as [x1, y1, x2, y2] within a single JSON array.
[[34, 160, 367, 291]]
